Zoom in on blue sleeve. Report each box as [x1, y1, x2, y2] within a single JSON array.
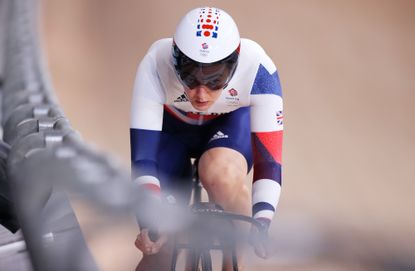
[[130, 128, 161, 180]]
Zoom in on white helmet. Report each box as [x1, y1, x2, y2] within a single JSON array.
[[172, 7, 240, 90]]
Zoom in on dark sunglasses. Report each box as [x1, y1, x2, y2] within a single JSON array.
[[173, 44, 239, 90]]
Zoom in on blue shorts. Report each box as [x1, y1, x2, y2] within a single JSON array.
[[157, 107, 253, 202]]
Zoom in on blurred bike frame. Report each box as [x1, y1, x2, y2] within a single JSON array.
[[169, 160, 266, 271]]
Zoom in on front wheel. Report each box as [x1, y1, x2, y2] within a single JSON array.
[[198, 251, 212, 271], [187, 250, 212, 271], [171, 249, 212, 271]]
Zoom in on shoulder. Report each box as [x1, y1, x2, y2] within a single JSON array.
[[238, 39, 281, 97], [136, 38, 173, 76], [132, 39, 172, 100], [146, 38, 173, 55], [241, 39, 266, 54], [140, 38, 172, 66], [240, 38, 276, 74]]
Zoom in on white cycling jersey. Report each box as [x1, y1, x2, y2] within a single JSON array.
[[131, 38, 283, 224], [131, 38, 282, 131]]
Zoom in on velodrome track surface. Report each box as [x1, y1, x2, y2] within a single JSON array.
[[2, 1, 414, 270]]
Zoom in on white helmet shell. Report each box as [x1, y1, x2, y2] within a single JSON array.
[[173, 7, 240, 64]]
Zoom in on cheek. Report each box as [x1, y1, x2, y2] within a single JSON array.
[[185, 90, 195, 99], [210, 91, 222, 100]]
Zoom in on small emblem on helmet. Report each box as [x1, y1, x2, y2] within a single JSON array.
[[202, 43, 209, 49]]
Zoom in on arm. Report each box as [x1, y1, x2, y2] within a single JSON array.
[[250, 63, 283, 229], [130, 128, 161, 193], [130, 46, 168, 254], [130, 50, 165, 196]]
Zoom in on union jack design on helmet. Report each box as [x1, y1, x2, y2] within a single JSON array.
[[196, 7, 220, 38]]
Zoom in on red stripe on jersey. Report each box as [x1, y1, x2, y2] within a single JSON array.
[[164, 105, 183, 121], [186, 112, 200, 120], [186, 112, 220, 121], [164, 105, 221, 123], [254, 131, 283, 164]]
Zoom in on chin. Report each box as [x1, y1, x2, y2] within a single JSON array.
[[192, 102, 211, 111]]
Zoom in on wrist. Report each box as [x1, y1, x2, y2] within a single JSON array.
[[254, 217, 271, 232]]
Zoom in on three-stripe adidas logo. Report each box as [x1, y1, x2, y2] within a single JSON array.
[[209, 131, 229, 142], [174, 94, 189, 102]]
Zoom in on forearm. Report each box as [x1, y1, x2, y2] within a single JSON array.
[[251, 130, 283, 226], [130, 128, 162, 192]]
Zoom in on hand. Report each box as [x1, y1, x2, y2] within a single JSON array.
[[134, 229, 167, 255], [253, 238, 268, 259], [251, 223, 269, 259]]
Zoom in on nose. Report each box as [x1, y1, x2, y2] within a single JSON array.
[[193, 85, 210, 97]]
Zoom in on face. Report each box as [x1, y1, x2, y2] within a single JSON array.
[[182, 64, 229, 111], [173, 44, 239, 111], [185, 85, 222, 111]]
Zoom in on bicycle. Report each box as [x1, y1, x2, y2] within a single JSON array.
[[169, 159, 267, 271]]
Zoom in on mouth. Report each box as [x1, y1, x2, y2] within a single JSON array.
[[193, 100, 210, 110], [195, 100, 209, 105]]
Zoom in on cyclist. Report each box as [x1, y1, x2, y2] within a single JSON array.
[[130, 7, 283, 270]]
